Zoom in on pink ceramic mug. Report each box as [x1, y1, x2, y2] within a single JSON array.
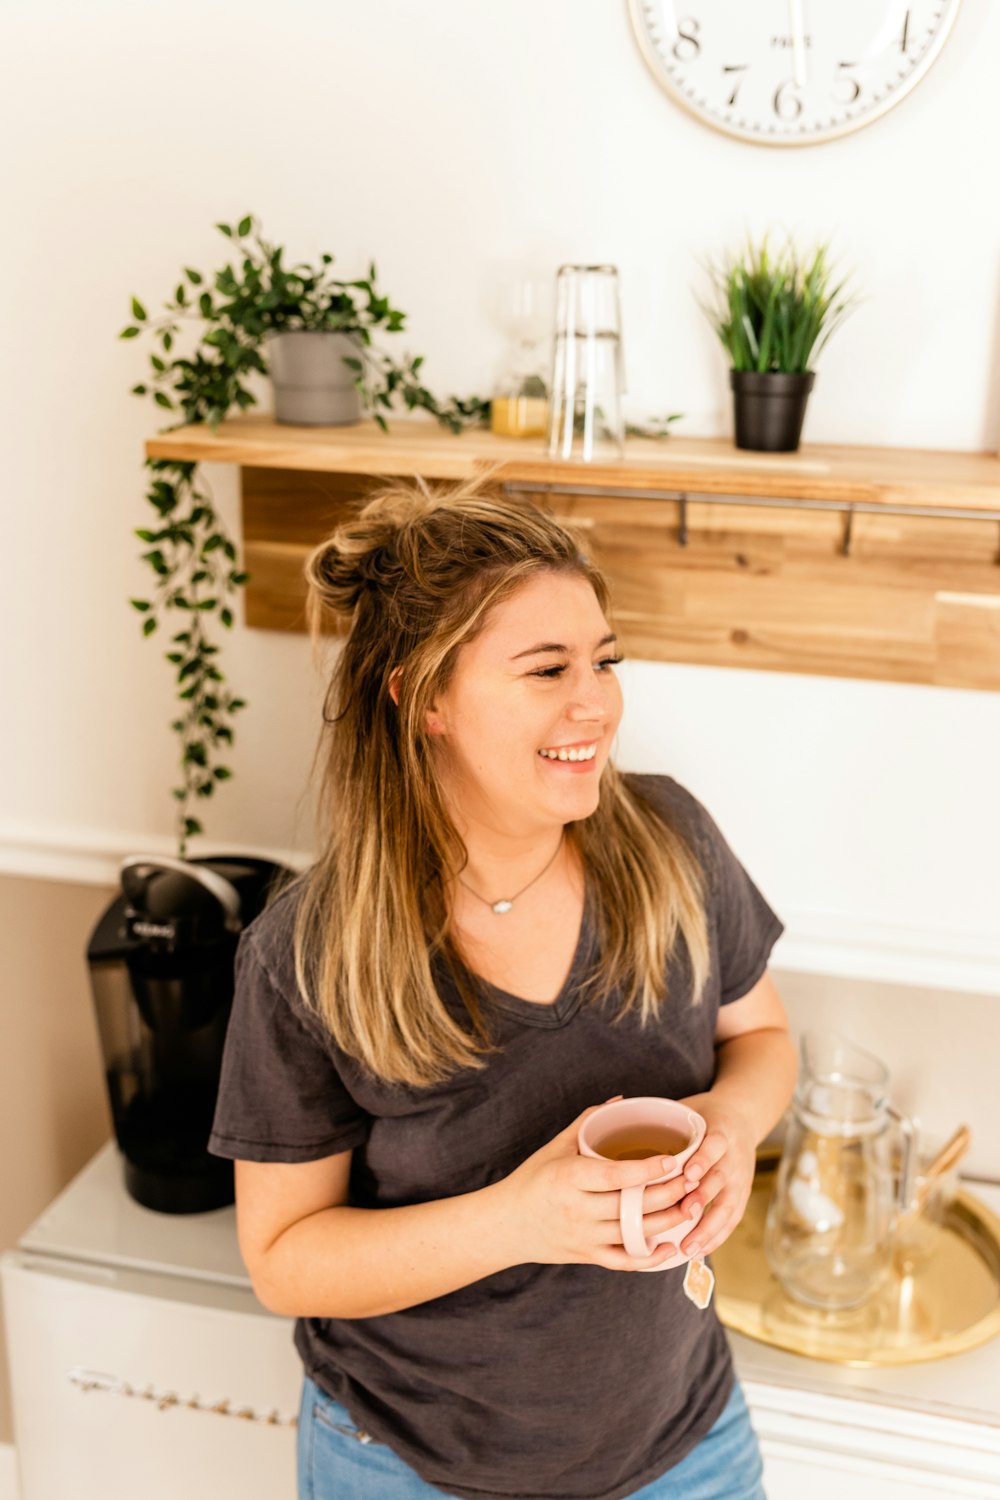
[[578, 1096, 707, 1272]]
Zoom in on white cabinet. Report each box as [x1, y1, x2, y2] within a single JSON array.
[[747, 1382, 1000, 1498], [2, 1254, 301, 1500]]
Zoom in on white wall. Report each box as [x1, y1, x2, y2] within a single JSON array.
[[1, 0, 998, 992]]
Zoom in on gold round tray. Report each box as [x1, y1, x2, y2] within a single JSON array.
[[713, 1151, 1000, 1366]]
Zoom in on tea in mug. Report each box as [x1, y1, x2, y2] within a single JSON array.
[[596, 1125, 690, 1161]]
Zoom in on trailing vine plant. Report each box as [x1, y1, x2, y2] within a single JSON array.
[[121, 214, 489, 856]]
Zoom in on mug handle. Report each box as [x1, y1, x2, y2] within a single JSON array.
[[620, 1166, 682, 1259], [618, 1111, 706, 1260]]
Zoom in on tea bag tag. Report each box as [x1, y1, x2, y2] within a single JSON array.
[[683, 1257, 714, 1310]]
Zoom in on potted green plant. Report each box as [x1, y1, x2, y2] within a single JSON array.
[[699, 233, 858, 453], [120, 214, 489, 855]]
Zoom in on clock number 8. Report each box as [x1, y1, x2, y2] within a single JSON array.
[[672, 17, 701, 65]]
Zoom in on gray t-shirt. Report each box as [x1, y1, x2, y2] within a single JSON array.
[[209, 774, 784, 1500]]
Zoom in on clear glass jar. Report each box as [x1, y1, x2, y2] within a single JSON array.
[[491, 357, 549, 439]]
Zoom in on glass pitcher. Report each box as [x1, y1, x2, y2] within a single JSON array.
[[547, 264, 625, 462], [764, 1032, 916, 1311]]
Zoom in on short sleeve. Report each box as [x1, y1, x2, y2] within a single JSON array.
[[208, 933, 371, 1163], [698, 801, 785, 1005]]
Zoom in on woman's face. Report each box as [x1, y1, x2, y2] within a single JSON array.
[[426, 571, 624, 836]]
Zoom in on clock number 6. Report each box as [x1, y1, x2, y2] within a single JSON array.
[[773, 79, 803, 120]]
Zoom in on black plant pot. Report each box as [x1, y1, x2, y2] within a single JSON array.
[[730, 370, 815, 453]]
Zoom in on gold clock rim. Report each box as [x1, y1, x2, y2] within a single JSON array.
[[625, 0, 965, 148]]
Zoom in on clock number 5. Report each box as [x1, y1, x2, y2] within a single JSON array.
[[835, 62, 862, 106]]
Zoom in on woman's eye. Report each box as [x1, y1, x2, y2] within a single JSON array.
[[530, 655, 623, 680]]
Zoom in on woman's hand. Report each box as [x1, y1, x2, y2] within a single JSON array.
[[493, 1099, 693, 1272], [672, 1092, 758, 1260]]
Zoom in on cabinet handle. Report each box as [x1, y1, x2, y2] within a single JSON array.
[[67, 1367, 298, 1428]]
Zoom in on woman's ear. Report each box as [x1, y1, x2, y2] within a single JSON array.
[[391, 668, 445, 735]]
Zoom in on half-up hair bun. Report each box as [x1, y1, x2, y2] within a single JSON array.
[[306, 481, 443, 620]]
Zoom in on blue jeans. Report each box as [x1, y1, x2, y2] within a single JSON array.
[[297, 1375, 765, 1500]]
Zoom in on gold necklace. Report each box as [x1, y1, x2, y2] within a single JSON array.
[[458, 833, 564, 915]]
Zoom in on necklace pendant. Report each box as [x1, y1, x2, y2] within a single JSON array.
[[491, 899, 514, 915]]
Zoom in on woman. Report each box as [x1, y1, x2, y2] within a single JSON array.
[[209, 477, 797, 1500]]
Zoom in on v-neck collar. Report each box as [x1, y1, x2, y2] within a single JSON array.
[[475, 884, 595, 1030]]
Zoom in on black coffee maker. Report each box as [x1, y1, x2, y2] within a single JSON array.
[[87, 854, 288, 1214]]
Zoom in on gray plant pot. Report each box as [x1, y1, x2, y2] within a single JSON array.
[[267, 331, 363, 426]]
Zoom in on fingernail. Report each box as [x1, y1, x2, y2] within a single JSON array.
[[605, 1094, 624, 1103], [660, 1156, 677, 1172], [686, 1241, 702, 1257], [686, 1166, 703, 1181]]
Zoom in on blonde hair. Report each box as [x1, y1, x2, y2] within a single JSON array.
[[293, 475, 710, 1087]]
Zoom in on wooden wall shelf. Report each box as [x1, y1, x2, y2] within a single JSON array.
[[145, 417, 1000, 692]]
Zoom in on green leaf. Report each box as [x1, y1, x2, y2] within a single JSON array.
[[238, 215, 253, 237], [163, 332, 173, 352], [183, 817, 203, 837], [213, 767, 233, 780], [151, 355, 166, 373], [154, 391, 174, 409], [185, 267, 203, 285], [199, 292, 213, 318], [120, 326, 140, 339], [130, 384, 147, 395], [142, 617, 157, 637], [130, 598, 151, 611], [131, 297, 147, 321], [220, 607, 233, 628]]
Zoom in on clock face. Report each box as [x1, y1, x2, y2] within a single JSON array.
[[628, 0, 963, 145]]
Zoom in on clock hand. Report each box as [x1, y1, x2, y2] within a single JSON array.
[[789, 0, 807, 90]]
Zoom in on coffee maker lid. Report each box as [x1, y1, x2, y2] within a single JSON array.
[[120, 855, 243, 933]]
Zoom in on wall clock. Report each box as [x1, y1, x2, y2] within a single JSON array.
[[627, 1, 963, 146]]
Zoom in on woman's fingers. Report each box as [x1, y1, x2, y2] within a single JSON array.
[[679, 1128, 728, 1188], [573, 1153, 682, 1196], [680, 1192, 740, 1258], [588, 1172, 690, 1220]]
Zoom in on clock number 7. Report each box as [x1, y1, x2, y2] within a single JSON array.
[[723, 64, 748, 108]]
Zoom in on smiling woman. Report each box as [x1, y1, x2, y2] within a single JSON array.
[[207, 474, 796, 1500]]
